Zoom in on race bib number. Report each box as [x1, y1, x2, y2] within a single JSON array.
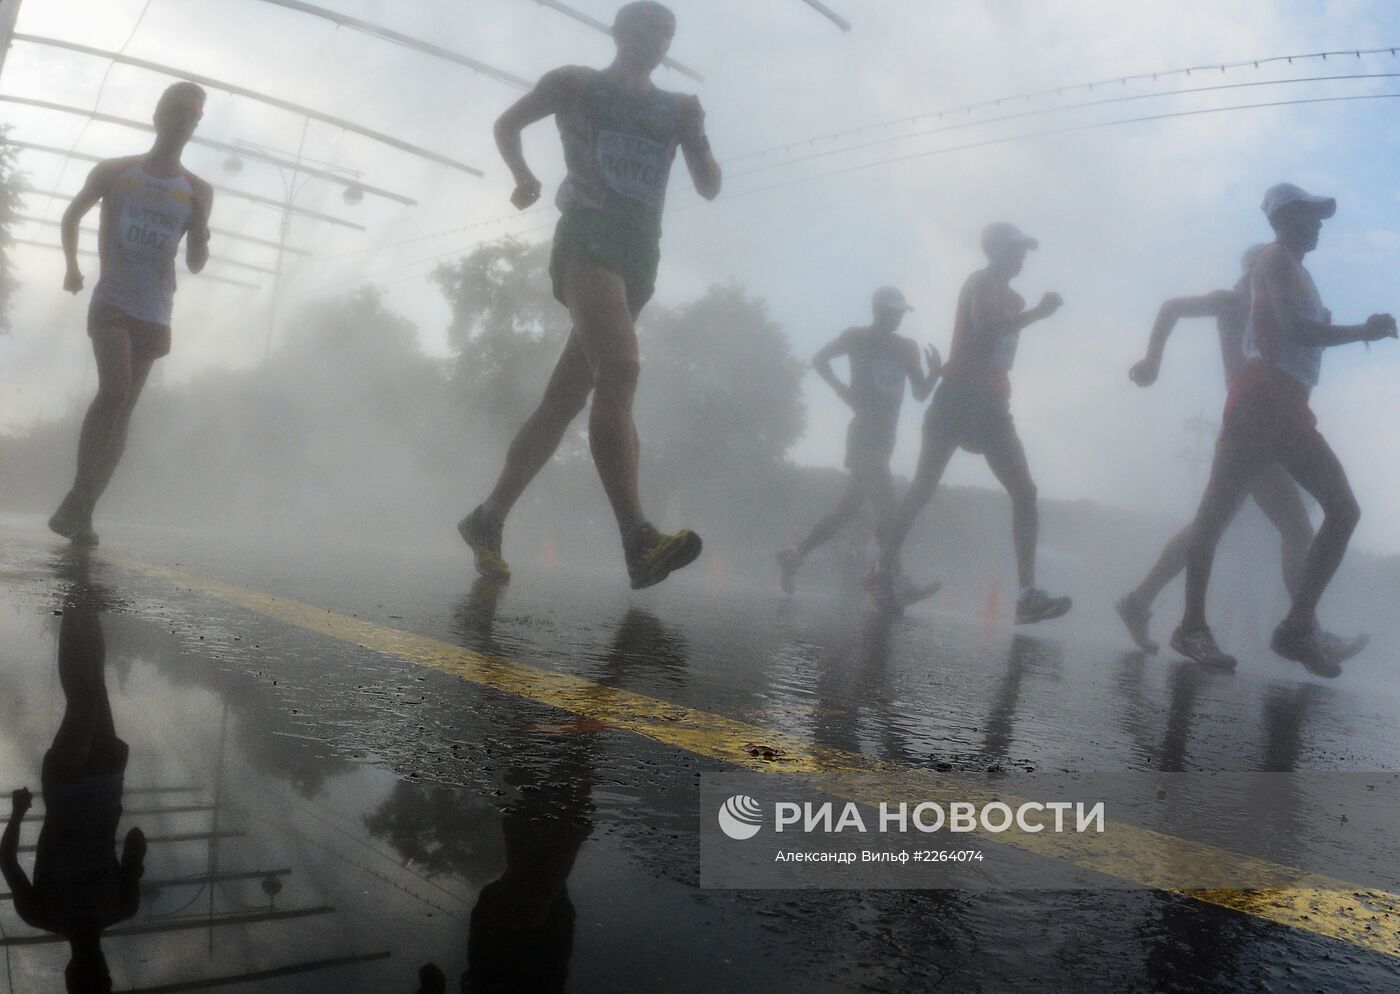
[[596, 130, 674, 207]]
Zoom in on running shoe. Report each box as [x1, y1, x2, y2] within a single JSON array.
[[457, 506, 510, 580], [1315, 630, 1370, 666], [862, 568, 903, 615], [777, 547, 799, 595], [626, 524, 703, 590], [48, 493, 98, 547], [1271, 622, 1342, 679], [1170, 625, 1237, 669], [1115, 591, 1159, 654], [1016, 588, 1073, 625]]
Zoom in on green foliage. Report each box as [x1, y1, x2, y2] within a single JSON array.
[[432, 238, 571, 438]]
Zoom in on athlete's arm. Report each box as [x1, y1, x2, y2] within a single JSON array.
[[114, 826, 146, 923], [185, 177, 213, 274], [970, 273, 1061, 340], [812, 330, 856, 406], [677, 95, 721, 200], [1256, 250, 1396, 348], [494, 66, 589, 210], [61, 160, 120, 294], [1, 788, 39, 927], [908, 340, 941, 402], [1130, 290, 1234, 386]]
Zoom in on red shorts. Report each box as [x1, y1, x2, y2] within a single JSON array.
[[1220, 361, 1323, 461], [88, 303, 171, 361]]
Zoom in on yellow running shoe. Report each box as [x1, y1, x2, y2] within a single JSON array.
[[458, 506, 510, 580], [626, 524, 702, 590]]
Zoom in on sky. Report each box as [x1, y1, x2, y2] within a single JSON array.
[[3, 0, 1400, 551]]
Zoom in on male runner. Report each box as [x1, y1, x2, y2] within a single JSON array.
[[458, 1, 721, 589], [1172, 183, 1395, 675], [866, 223, 1072, 623], [777, 286, 940, 595], [48, 82, 212, 547], [1116, 245, 1365, 661]]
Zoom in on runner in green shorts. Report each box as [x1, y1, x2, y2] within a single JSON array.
[[458, 1, 722, 589]]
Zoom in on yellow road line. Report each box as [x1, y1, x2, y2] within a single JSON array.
[[118, 558, 1400, 960]]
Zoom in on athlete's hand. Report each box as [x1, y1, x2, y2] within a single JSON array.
[[924, 344, 942, 376], [63, 267, 84, 294], [509, 175, 542, 211], [1037, 292, 1064, 317], [677, 95, 706, 146], [1129, 357, 1159, 387], [1363, 313, 1397, 340], [10, 787, 31, 817]]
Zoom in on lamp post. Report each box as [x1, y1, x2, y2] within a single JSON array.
[[222, 125, 365, 359]]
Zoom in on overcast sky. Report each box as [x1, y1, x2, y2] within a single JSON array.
[[4, 0, 1400, 551]]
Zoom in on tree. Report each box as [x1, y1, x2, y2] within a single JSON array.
[[639, 284, 806, 482], [432, 239, 571, 439], [0, 126, 22, 334]]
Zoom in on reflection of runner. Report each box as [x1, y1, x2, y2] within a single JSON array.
[[1116, 248, 1365, 663], [1, 558, 146, 993], [867, 224, 1071, 623], [1173, 184, 1396, 675], [48, 83, 213, 547], [459, 1, 722, 590], [777, 287, 939, 594]]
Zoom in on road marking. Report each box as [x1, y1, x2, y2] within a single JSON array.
[[119, 558, 1400, 960]]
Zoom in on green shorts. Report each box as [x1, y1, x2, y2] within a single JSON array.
[[549, 209, 661, 317]]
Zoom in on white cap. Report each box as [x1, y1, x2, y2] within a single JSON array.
[[1240, 243, 1270, 274], [981, 222, 1039, 255], [872, 285, 914, 312], [1261, 183, 1335, 222]]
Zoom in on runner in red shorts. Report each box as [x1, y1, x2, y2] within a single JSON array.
[[1115, 245, 1365, 663], [48, 82, 213, 547], [1173, 183, 1395, 675]]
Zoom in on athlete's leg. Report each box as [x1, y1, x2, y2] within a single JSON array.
[[1248, 463, 1315, 602], [563, 256, 646, 536], [795, 472, 867, 559], [85, 355, 156, 508], [982, 427, 1038, 591], [1132, 486, 1251, 606], [47, 601, 113, 777], [483, 331, 594, 516], [71, 326, 136, 509], [1276, 433, 1359, 631], [877, 431, 957, 573], [1181, 440, 1265, 632]]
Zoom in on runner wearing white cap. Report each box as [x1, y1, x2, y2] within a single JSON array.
[[1116, 246, 1363, 663], [866, 223, 1072, 623], [1171, 184, 1395, 675], [778, 286, 940, 595]]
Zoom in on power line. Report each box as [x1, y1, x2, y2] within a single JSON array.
[[12, 239, 261, 289], [13, 32, 484, 177], [731, 71, 1400, 179], [14, 198, 314, 255], [250, 0, 531, 90], [0, 94, 417, 205], [798, 0, 851, 32], [714, 90, 1400, 202], [727, 44, 1400, 163]]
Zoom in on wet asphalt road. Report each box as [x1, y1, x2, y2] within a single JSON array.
[[2, 516, 1400, 993]]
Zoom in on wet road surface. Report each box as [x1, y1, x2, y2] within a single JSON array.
[[2, 516, 1399, 992]]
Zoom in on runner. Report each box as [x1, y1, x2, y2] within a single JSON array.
[[866, 223, 1072, 623], [47, 82, 213, 547], [458, 1, 722, 589], [777, 286, 940, 595], [1172, 183, 1395, 675], [1116, 245, 1366, 662]]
